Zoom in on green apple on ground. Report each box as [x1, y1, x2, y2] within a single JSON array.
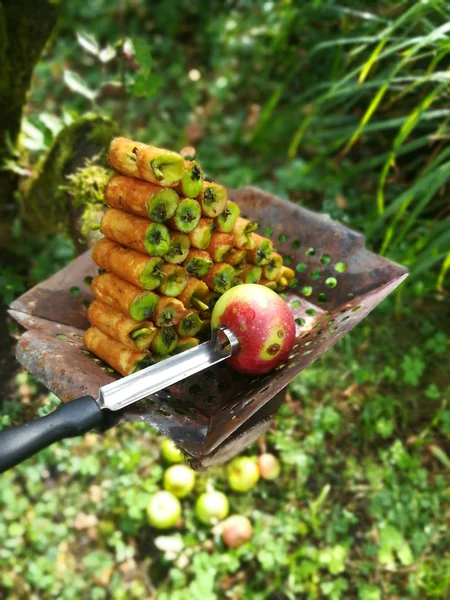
[[195, 491, 230, 525], [211, 284, 295, 375], [146, 491, 181, 529], [160, 438, 184, 463], [257, 453, 281, 480], [227, 456, 260, 492], [163, 464, 196, 498], [221, 515, 253, 548]]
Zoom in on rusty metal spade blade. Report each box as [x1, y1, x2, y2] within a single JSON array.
[[7, 186, 408, 467]]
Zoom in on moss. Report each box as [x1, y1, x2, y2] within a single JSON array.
[[60, 158, 111, 240], [24, 114, 118, 244], [86, 119, 117, 146], [62, 161, 110, 209]]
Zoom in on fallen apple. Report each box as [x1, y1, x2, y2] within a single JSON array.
[[227, 456, 259, 492], [146, 491, 181, 529], [211, 284, 295, 375], [221, 515, 253, 548], [257, 453, 281, 480], [163, 464, 196, 498], [160, 438, 184, 464], [195, 490, 230, 525]]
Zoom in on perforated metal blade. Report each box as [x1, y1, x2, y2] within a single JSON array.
[[8, 186, 408, 465]]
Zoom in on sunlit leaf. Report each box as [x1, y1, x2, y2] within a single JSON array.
[[154, 535, 184, 554], [436, 251, 450, 291], [358, 38, 388, 83], [38, 113, 62, 136], [99, 45, 116, 63], [76, 31, 100, 56], [343, 82, 389, 154], [63, 70, 97, 101], [288, 111, 314, 158], [22, 118, 47, 151]]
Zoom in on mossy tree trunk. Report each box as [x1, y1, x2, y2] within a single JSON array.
[[25, 115, 118, 253], [0, 0, 60, 239]]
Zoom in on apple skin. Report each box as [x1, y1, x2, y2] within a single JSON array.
[[221, 515, 253, 548], [227, 457, 260, 492], [211, 284, 295, 375], [160, 438, 184, 464], [195, 491, 230, 525], [163, 465, 196, 498], [146, 491, 181, 529], [257, 453, 281, 480]]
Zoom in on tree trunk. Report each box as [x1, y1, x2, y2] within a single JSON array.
[[0, 0, 60, 242], [24, 114, 118, 252]]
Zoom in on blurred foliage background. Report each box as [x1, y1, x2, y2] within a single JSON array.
[[0, 1, 449, 598]]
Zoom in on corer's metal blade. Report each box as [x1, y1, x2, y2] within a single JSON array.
[[97, 327, 239, 412]]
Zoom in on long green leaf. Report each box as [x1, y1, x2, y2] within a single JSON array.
[[330, 6, 388, 23], [386, 162, 450, 254], [395, 222, 450, 277], [421, 140, 450, 176], [436, 251, 450, 291], [252, 85, 284, 140], [288, 111, 315, 158], [343, 82, 389, 153], [310, 36, 384, 54], [427, 223, 450, 254], [367, 164, 447, 238], [290, 39, 425, 117], [412, 251, 449, 277], [377, 81, 447, 215], [345, 24, 449, 157], [358, 38, 388, 83]]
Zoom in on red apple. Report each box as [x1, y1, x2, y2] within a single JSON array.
[[221, 515, 253, 548], [211, 284, 295, 375], [257, 453, 281, 480]]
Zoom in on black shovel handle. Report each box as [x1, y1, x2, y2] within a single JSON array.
[[0, 396, 104, 473]]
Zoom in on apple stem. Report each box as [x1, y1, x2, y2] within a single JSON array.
[[258, 436, 267, 454]]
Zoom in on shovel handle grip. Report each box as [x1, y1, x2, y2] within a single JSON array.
[[0, 396, 104, 473]]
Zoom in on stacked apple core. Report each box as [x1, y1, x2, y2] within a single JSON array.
[[84, 137, 293, 376]]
